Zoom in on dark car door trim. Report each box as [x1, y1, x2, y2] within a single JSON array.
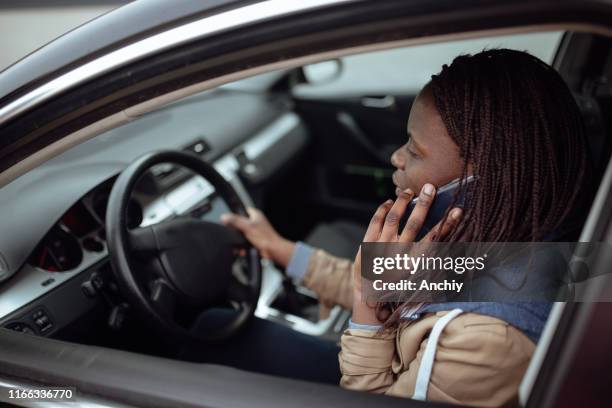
[[0, 1, 611, 404], [0, 0, 353, 127], [519, 155, 612, 407], [0, 326, 436, 408], [2, 1, 612, 184]]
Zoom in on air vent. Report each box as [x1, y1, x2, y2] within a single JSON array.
[[149, 139, 210, 182]]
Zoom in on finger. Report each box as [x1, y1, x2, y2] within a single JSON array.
[[422, 207, 463, 242], [363, 200, 394, 242], [380, 189, 415, 241], [399, 183, 436, 242], [353, 246, 362, 283], [220, 213, 251, 231], [246, 207, 260, 219]]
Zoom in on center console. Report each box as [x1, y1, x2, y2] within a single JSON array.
[[255, 261, 349, 340]]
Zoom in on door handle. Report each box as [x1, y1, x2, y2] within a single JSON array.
[[361, 95, 396, 110]]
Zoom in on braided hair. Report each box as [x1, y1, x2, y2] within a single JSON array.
[[429, 48, 591, 243], [377, 49, 592, 327]]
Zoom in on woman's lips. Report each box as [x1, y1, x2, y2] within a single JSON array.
[[392, 171, 399, 186], [392, 171, 403, 196]]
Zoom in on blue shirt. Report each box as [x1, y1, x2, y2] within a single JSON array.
[[286, 241, 553, 342]]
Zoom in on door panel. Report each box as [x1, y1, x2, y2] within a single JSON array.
[[291, 94, 414, 223]]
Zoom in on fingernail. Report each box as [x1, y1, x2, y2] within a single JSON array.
[[422, 184, 434, 196], [399, 188, 413, 199], [220, 214, 231, 223], [451, 208, 462, 220], [386, 199, 394, 205]]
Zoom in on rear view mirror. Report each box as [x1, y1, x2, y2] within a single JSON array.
[[301, 59, 342, 84]]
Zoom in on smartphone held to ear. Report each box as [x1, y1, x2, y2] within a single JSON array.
[[403, 175, 475, 239]]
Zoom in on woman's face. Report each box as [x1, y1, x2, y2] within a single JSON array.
[[390, 87, 466, 195]]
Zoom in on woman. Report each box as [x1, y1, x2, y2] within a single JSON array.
[[220, 49, 591, 406]]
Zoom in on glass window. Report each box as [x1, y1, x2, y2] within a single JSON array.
[[294, 31, 563, 98]]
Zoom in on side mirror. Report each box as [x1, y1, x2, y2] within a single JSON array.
[[301, 59, 342, 85]]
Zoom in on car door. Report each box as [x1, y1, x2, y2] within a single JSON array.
[[1, 0, 611, 407]]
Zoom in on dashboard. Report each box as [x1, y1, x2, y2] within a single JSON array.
[[0, 88, 352, 341]]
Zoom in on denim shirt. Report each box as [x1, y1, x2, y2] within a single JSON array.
[[411, 302, 552, 343], [288, 242, 555, 343], [413, 244, 565, 342]]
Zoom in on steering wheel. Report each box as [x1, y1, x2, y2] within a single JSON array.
[[106, 150, 261, 342]]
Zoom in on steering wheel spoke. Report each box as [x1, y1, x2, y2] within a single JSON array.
[[224, 256, 254, 303], [128, 226, 158, 253], [150, 279, 178, 319], [226, 279, 250, 306]]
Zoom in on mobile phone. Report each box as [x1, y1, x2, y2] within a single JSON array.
[[403, 175, 475, 239]]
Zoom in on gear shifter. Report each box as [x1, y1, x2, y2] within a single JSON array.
[[278, 272, 302, 315], [271, 267, 319, 322]]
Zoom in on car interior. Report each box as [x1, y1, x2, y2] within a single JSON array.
[[0, 26, 610, 393]]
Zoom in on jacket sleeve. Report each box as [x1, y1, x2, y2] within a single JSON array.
[[338, 328, 397, 393], [338, 312, 536, 407], [302, 248, 354, 317]]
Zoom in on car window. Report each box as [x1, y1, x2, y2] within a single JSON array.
[[293, 31, 563, 98], [0, 3, 122, 72]]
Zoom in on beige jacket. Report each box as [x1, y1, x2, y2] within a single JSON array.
[[302, 248, 536, 408]]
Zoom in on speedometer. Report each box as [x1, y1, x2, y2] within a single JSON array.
[[61, 201, 99, 237], [28, 226, 83, 272]]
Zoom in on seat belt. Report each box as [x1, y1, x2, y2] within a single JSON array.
[[412, 308, 463, 401]]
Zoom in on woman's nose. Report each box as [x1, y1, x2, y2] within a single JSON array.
[[390, 148, 405, 169]]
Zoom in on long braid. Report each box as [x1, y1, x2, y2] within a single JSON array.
[[378, 49, 592, 328]]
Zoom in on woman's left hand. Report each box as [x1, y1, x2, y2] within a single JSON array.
[[351, 183, 463, 325]]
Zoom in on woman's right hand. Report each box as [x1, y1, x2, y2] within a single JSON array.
[[220, 208, 295, 267], [351, 184, 463, 325]]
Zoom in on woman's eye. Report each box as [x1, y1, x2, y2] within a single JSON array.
[[406, 145, 419, 157]]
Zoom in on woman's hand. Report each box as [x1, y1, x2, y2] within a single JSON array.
[[351, 183, 463, 325], [221, 208, 295, 267]]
